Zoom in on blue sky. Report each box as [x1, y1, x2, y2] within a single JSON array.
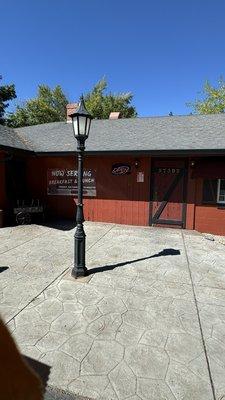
[[1, 0, 225, 116]]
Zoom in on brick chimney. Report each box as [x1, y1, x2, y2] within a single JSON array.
[[109, 112, 121, 119], [66, 103, 78, 123]]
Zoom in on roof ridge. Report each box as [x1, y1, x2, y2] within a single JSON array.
[[15, 121, 66, 130], [14, 113, 225, 130], [14, 129, 34, 151]]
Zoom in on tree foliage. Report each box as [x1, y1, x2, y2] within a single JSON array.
[[84, 78, 137, 119], [7, 85, 68, 127], [6, 79, 136, 127], [0, 76, 16, 125], [188, 78, 225, 114]]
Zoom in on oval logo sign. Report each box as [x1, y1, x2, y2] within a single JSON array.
[[112, 164, 131, 175]]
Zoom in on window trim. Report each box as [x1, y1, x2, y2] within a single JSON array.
[[217, 179, 225, 204]]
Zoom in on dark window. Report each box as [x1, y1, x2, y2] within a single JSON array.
[[202, 179, 217, 203]]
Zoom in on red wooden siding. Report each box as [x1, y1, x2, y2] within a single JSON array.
[[193, 177, 225, 235], [1, 153, 224, 235], [26, 155, 150, 226], [185, 160, 197, 230], [0, 152, 6, 210], [194, 205, 225, 235], [185, 161, 225, 235]]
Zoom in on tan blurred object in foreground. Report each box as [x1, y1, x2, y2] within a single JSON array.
[[0, 318, 43, 400]]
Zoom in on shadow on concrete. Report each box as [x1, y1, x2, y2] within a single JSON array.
[[23, 355, 51, 392], [0, 266, 9, 273], [88, 248, 180, 275], [44, 386, 89, 400], [41, 219, 76, 231]]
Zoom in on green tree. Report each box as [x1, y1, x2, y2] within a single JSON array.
[[0, 76, 16, 125], [7, 85, 68, 127], [188, 77, 225, 114], [84, 78, 137, 119]]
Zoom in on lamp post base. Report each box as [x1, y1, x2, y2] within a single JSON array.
[[71, 265, 88, 279], [72, 221, 87, 279]]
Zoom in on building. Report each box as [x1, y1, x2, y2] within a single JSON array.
[[0, 108, 225, 235]]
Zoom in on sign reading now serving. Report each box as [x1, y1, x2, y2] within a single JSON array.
[[47, 169, 96, 196]]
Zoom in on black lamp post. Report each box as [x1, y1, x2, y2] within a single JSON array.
[[70, 96, 93, 278]]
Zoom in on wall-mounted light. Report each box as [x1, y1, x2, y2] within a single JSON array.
[[135, 159, 140, 169]]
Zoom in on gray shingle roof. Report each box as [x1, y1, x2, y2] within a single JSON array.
[[0, 124, 30, 151], [8, 113, 225, 153]]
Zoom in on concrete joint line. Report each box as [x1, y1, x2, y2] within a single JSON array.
[[86, 224, 116, 252], [0, 229, 50, 256], [181, 231, 216, 400], [6, 265, 69, 326], [6, 224, 116, 327]]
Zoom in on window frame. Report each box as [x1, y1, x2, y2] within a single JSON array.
[[217, 179, 225, 204]]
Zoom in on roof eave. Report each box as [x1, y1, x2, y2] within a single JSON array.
[[33, 148, 225, 157], [0, 145, 35, 155]]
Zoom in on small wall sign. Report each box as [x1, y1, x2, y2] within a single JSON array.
[[137, 172, 144, 183], [112, 164, 131, 175]]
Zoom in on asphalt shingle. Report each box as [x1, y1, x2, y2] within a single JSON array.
[[0, 124, 30, 151], [2, 113, 225, 153]]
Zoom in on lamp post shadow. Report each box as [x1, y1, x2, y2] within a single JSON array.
[[0, 266, 9, 273], [88, 248, 180, 275]]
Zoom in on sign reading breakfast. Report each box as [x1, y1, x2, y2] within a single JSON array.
[[47, 169, 96, 196]]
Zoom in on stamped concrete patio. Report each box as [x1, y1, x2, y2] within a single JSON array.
[[1, 222, 225, 400]]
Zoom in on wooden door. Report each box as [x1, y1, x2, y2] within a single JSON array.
[[150, 159, 187, 228]]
